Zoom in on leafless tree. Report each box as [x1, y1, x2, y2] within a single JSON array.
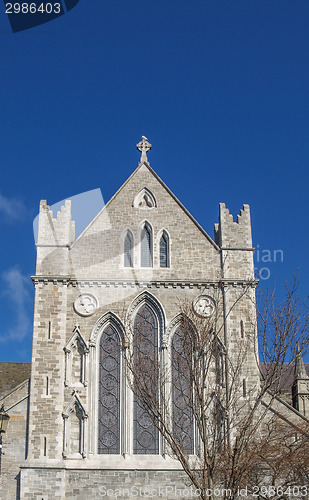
[[124, 276, 309, 500]]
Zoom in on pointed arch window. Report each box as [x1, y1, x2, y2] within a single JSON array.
[[141, 223, 152, 267], [124, 231, 133, 267], [98, 325, 121, 454], [133, 304, 159, 454], [160, 232, 169, 268], [172, 326, 194, 454]]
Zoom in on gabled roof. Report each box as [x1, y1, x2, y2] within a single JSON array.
[[260, 362, 309, 393], [0, 362, 31, 399], [71, 161, 219, 251]]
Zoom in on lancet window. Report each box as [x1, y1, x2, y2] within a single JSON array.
[[141, 223, 152, 267], [98, 325, 121, 454], [159, 231, 169, 268], [124, 231, 133, 267], [133, 304, 159, 454], [172, 326, 194, 454]]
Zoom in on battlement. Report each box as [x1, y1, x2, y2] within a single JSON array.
[[37, 199, 75, 247], [214, 203, 252, 248]]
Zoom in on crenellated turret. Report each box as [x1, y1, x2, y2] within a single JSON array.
[[214, 203, 252, 249], [36, 199, 75, 276], [214, 203, 254, 281]]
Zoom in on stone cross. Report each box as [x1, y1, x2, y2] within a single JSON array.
[[137, 136, 152, 164]]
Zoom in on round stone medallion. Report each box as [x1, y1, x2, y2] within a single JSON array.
[[193, 295, 216, 318], [74, 293, 99, 317]]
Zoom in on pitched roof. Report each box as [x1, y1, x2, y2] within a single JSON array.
[[72, 161, 219, 251], [0, 362, 31, 399], [260, 362, 309, 393]]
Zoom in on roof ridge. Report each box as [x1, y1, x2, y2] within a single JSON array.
[[71, 161, 219, 251]]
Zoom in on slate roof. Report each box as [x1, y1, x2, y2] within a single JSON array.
[[260, 362, 309, 404], [0, 362, 31, 399]]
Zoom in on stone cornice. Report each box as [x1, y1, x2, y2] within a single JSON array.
[[31, 276, 258, 289], [31, 275, 70, 286], [220, 278, 259, 288]]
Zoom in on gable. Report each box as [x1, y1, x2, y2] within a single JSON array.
[[0, 362, 31, 399], [70, 163, 220, 281]]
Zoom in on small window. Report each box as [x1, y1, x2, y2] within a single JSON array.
[[243, 379, 247, 397], [160, 232, 169, 268], [124, 232, 133, 267], [141, 224, 152, 267], [240, 320, 244, 339]]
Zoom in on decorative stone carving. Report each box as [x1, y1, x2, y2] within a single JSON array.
[[62, 393, 88, 458], [133, 187, 157, 209], [74, 294, 99, 317], [136, 135, 152, 163], [193, 295, 216, 318], [126, 290, 165, 337], [64, 325, 89, 387]]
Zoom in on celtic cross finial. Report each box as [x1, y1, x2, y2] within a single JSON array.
[[137, 136, 152, 164]]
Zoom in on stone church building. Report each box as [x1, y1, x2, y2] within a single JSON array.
[[0, 137, 308, 499]]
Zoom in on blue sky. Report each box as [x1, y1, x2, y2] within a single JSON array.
[[0, 0, 308, 362]]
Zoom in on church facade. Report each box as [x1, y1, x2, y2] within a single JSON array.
[[1, 138, 308, 499]]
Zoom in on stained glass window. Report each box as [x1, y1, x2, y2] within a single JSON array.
[[141, 225, 152, 267], [98, 325, 120, 454], [160, 233, 169, 268], [172, 327, 194, 454], [124, 232, 133, 267], [133, 304, 159, 454]]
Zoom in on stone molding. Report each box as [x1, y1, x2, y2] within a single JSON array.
[[31, 276, 259, 289], [64, 325, 89, 387], [125, 290, 165, 336], [62, 392, 88, 459], [165, 313, 197, 347], [89, 312, 125, 345], [133, 187, 157, 209]]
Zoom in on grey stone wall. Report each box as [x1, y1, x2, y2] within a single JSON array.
[[21, 161, 260, 499], [0, 381, 29, 500], [27, 282, 66, 460], [20, 468, 194, 500]]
